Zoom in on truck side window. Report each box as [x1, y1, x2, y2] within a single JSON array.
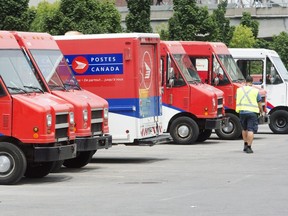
[[213, 58, 229, 86], [0, 84, 6, 97], [266, 57, 283, 85], [237, 60, 263, 84]]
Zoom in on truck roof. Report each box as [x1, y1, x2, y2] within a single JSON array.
[[54, 33, 160, 41], [229, 48, 280, 59], [0, 31, 22, 49]]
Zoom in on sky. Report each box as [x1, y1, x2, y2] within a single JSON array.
[[29, 0, 56, 7]]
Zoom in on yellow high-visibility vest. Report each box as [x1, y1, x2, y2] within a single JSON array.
[[236, 86, 260, 113]]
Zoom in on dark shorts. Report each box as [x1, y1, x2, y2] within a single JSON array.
[[239, 112, 258, 133]]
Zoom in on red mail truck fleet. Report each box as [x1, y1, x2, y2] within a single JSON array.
[[55, 33, 171, 145], [181, 41, 267, 139], [12, 31, 112, 169], [0, 31, 76, 184], [160, 41, 227, 144], [230, 48, 288, 133]]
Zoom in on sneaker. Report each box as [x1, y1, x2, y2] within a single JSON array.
[[246, 146, 253, 154], [243, 144, 248, 152]]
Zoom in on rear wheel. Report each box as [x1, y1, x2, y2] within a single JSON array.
[[0, 142, 27, 185], [24, 162, 54, 178], [63, 150, 96, 168], [215, 113, 242, 140], [197, 129, 212, 142], [170, 117, 199, 144], [269, 110, 288, 134]]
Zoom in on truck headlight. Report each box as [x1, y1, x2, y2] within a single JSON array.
[[83, 109, 88, 122], [69, 112, 75, 125], [212, 98, 216, 108], [46, 114, 52, 127], [104, 108, 108, 119]]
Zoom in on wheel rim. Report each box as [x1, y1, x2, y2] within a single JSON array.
[[275, 117, 287, 129], [222, 121, 234, 134], [177, 125, 190, 138], [0, 153, 15, 176]]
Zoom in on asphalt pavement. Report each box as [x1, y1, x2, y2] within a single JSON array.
[[1, 125, 288, 216]]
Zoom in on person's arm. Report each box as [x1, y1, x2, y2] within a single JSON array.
[[257, 93, 264, 115]]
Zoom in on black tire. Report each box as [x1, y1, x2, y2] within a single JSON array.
[[50, 160, 64, 173], [63, 150, 96, 168], [24, 162, 54, 178], [0, 142, 27, 185], [215, 113, 242, 140], [197, 129, 212, 142], [269, 110, 288, 134], [169, 116, 199, 144]]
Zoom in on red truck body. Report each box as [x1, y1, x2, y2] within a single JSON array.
[[181, 41, 267, 139], [12, 31, 112, 169], [0, 31, 76, 184], [160, 41, 227, 143], [55, 33, 171, 145]]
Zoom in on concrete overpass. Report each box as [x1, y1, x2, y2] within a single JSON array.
[[118, 4, 288, 38]]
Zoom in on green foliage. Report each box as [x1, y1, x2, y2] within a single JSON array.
[[254, 38, 270, 49], [229, 25, 255, 48], [0, 0, 33, 31], [211, 0, 234, 45], [125, 0, 153, 33], [168, 0, 215, 41], [33, 0, 122, 35], [270, 32, 288, 68], [155, 23, 169, 40], [240, 12, 259, 38]]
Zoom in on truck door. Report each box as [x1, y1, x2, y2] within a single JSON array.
[[0, 78, 12, 136], [139, 44, 160, 128]]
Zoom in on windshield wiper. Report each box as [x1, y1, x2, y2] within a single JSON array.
[[24, 85, 44, 93], [64, 83, 81, 90], [233, 79, 245, 83], [49, 84, 66, 91], [7, 86, 28, 93]]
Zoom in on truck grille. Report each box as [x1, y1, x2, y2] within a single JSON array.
[[55, 112, 69, 141], [217, 98, 223, 117], [91, 109, 103, 135]]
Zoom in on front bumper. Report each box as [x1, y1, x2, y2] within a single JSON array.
[[76, 134, 112, 151], [34, 143, 77, 162], [205, 117, 230, 130]]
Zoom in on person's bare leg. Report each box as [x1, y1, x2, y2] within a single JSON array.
[[246, 131, 254, 146]]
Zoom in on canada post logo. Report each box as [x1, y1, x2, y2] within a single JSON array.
[[65, 54, 123, 75]]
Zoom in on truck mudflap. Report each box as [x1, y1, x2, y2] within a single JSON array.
[[132, 134, 172, 146], [205, 117, 230, 130], [33, 143, 77, 162], [76, 134, 112, 151]]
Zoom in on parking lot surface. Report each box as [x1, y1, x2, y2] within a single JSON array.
[[1, 125, 288, 216]]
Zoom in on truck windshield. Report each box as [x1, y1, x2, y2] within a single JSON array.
[[271, 56, 288, 82], [172, 53, 201, 83], [30, 49, 80, 90], [217, 54, 245, 82], [0, 50, 44, 94]]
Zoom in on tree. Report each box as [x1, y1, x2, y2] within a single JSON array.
[[270, 31, 288, 68], [37, 0, 122, 35], [125, 0, 153, 33], [240, 12, 259, 38], [211, 0, 234, 45], [0, 0, 34, 31], [30, 1, 60, 33], [168, 0, 215, 41], [229, 25, 255, 48], [155, 23, 169, 40]]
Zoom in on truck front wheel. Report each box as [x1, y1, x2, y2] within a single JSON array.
[[269, 110, 288, 134], [215, 113, 242, 140], [63, 150, 96, 168], [24, 162, 54, 178], [0, 142, 27, 185], [170, 117, 199, 144], [197, 129, 212, 142]]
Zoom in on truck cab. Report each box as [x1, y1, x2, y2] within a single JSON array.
[[230, 48, 288, 134], [0, 31, 76, 184], [160, 41, 227, 144], [181, 42, 267, 139]]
